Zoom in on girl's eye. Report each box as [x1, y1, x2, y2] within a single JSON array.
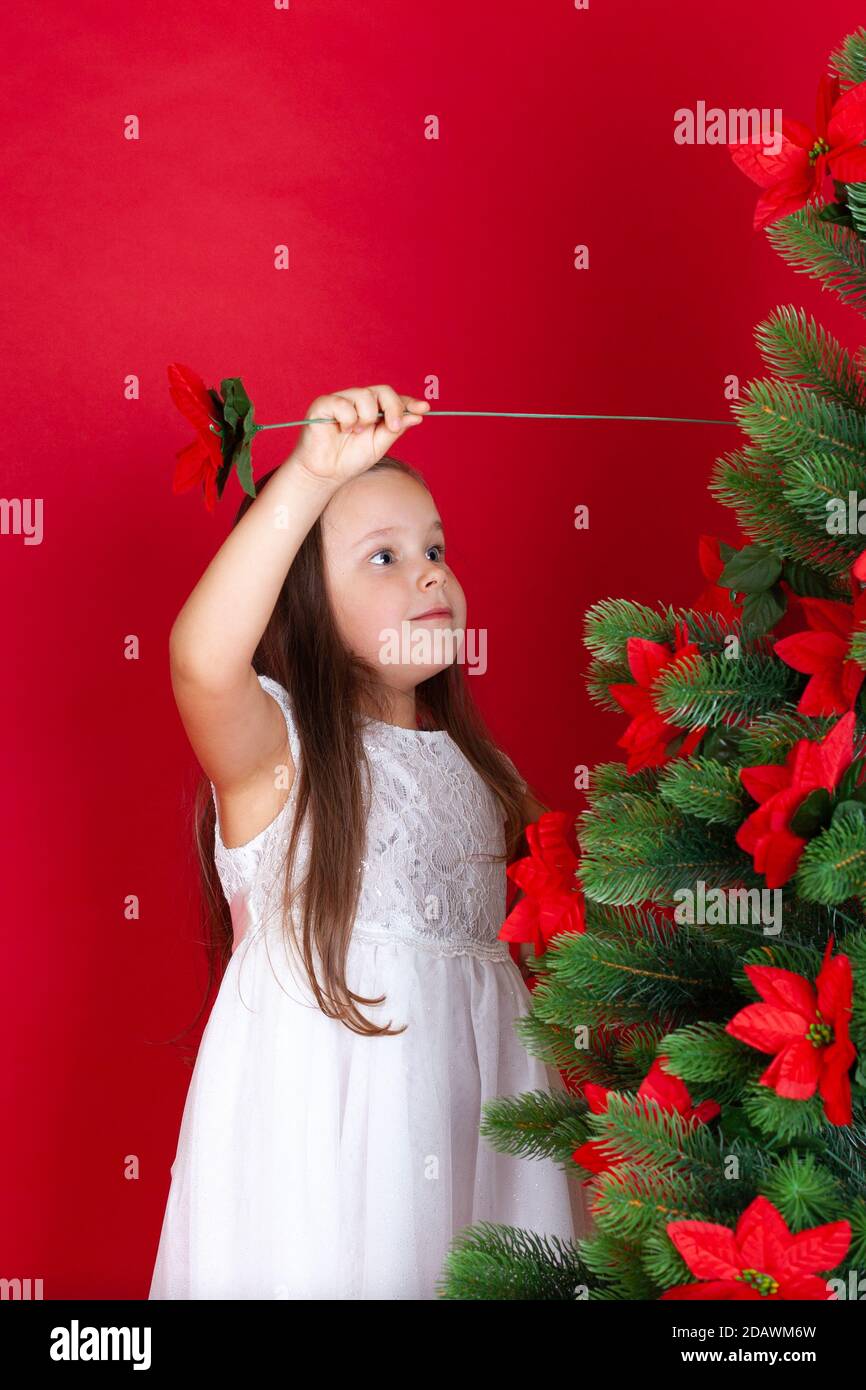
[[369, 544, 445, 566]]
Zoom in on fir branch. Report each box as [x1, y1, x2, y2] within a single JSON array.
[[710, 445, 855, 578], [781, 451, 866, 543], [657, 757, 747, 824], [732, 378, 866, 461], [742, 1079, 828, 1141], [642, 1225, 701, 1291], [829, 24, 866, 87], [753, 304, 866, 409], [479, 1088, 589, 1164], [589, 1163, 698, 1241], [795, 813, 866, 904], [652, 649, 803, 727], [765, 203, 866, 313], [761, 1149, 849, 1228], [436, 1222, 590, 1300], [847, 181, 866, 250], [585, 761, 661, 802], [577, 1230, 661, 1299], [584, 655, 634, 711], [583, 597, 675, 661], [658, 1021, 756, 1098], [737, 708, 849, 763], [528, 924, 741, 1024], [577, 818, 757, 907]]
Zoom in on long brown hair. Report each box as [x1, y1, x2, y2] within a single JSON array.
[[177, 455, 543, 1049]]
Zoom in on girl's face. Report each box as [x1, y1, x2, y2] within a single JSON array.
[[321, 469, 467, 695]]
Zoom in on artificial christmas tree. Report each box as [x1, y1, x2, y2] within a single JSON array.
[[439, 25, 866, 1301]]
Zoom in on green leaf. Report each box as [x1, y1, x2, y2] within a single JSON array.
[[699, 725, 745, 764], [836, 765, 866, 805], [213, 376, 259, 501], [837, 761, 864, 800], [790, 787, 832, 837], [781, 559, 839, 599], [740, 584, 787, 638], [664, 730, 692, 757], [231, 438, 256, 499], [718, 544, 783, 594], [220, 376, 253, 431], [818, 200, 854, 228]]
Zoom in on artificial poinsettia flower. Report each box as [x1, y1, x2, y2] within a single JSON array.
[[774, 591, 866, 715], [735, 710, 858, 888], [725, 937, 856, 1124], [695, 535, 806, 640], [500, 811, 585, 959], [572, 1056, 720, 1178], [694, 535, 745, 623], [661, 1194, 850, 1299], [167, 363, 225, 513], [729, 73, 866, 230], [608, 620, 708, 773]]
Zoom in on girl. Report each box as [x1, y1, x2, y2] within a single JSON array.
[[149, 384, 589, 1300]]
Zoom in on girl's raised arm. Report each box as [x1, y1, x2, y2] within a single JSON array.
[[168, 387, 428, 826]]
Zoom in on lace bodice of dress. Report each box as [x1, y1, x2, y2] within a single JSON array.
[[211, 675, 520, 961]]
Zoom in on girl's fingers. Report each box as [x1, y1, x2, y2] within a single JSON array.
[[326, 386, 429, 434], [373, 385, 406, 433], [324, 394, 359, 432], [399, 394, 430, 425], [330, 388, 376, 430]]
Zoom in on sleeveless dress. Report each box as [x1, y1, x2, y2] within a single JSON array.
[[149, 673, 589, 1300]]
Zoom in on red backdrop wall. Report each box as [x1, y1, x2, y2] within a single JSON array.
[[2, 0, 863, 1297]]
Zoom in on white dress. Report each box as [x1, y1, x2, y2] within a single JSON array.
[[149, 673, 589, 1300]]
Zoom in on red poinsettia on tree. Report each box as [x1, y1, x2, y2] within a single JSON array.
[[662, 1194, 850, 1299], [735, 710, 863, 888], [725, 937, 856, 1124], [729, 72, 866, 230], [499, 811, 586, 968], [774, 590, 866, 716], [572, 1056, 720, 1180], [608, 620, 708, 773]]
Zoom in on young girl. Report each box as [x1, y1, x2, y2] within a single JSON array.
[[149, 384, 589, 1300]]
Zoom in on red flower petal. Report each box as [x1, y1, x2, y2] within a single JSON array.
[[826, 79, 866, 150], [774, 630, 847, 676], [666, 1220, 742, 1280], [760, 1040, 821, 1101], [726, 1004, 812, 1055], [742, 963, 817, 1016], [661, 1280, 759, 1300], [775, 1221, 851, 1281], [735, 1195, 791, 1273]]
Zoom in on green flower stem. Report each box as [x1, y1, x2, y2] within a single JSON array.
[[247, 411, 737, 431]]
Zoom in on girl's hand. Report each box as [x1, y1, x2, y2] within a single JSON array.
[[288, 386, 430, 487]]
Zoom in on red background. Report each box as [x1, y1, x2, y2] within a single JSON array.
[[2, 0, 863, 1297]]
